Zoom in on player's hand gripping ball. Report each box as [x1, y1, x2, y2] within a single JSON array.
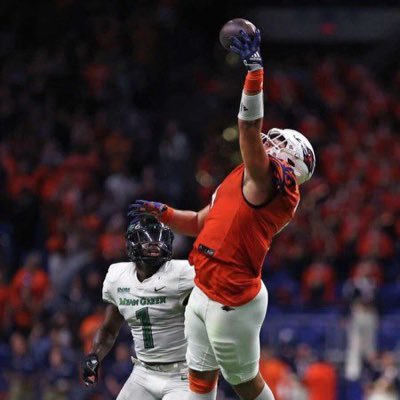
[[219, 18, 257, 50]]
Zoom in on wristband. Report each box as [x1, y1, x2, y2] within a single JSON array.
[[237, 91, 264, 121], [160, 207, 175, 224], [244, 69, 264, 93]]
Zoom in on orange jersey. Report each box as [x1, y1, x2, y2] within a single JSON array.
[[189, 157, 300, 306]]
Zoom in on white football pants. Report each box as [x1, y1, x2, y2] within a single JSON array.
[[117, 364, 189, 400], [185, 283, 268, 385]]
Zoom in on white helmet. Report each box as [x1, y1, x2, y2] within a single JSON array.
[[261, 128, 315, 184]]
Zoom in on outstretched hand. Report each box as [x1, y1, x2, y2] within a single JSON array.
[[127, 200, 168, 224], [230, 29, 263, 72]]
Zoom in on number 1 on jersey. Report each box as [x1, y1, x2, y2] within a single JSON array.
[[136, 307, 154, 349]]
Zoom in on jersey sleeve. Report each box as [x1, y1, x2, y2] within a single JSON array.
[[269, 156, 297, 195], [102, 264, 118, 306], [177, 261, 195, 304]]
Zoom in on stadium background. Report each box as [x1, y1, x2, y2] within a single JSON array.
[[0, 0, 399, 399]]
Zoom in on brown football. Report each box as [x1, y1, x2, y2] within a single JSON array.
[[219, 18, 257, 50]]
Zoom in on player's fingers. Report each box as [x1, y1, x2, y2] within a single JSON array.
[[152, 202, 164, 212], [239, 29, 251, 43], [128, 209, 146, 220], [231, 36, 243, 50], [127, 211, 142, 220], [230, 44, 242, 55], [150, 201, 158, 209], [128, 201, 146, 210], [253, 29, 261, 46], [230, 37, 244, 54], [127, 206, 142, 215]]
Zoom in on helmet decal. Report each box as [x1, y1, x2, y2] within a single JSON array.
[[262, 128, 315, 184], [271, 157, 296, 193], [302, 145, 315, 175]]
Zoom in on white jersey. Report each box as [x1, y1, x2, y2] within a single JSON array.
[[102, 259, 195, 363]]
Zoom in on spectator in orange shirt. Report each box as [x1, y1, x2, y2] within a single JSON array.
[[303, 356, 337, 400], [259, 347, 291, 400], [79, 305, 105, 354], [9, 252, 49, 332], [98, 213, 126, 262], [301, 260, 336, 307]]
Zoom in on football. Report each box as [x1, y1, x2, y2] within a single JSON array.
[[219, 18, 257, 50]]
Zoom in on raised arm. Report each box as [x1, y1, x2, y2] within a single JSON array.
[[81, 304, 124, 386], [128, 200, 209, 237], [167, 205, 210, 236], [231, 29, 276, 205]]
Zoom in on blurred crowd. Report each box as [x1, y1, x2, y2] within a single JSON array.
[[0, 1, 399, 399]]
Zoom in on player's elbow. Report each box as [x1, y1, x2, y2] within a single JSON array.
[[193, 216, 204, 237]]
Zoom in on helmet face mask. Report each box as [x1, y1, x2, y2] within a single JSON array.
[[126, 214, 174, 268], [261, 128, 316, 184]]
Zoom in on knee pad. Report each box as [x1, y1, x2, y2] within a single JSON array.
[[189, 373, 218, 394], [222, 363, 259, 386]]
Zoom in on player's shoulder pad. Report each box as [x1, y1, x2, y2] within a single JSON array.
[[171, 259, 195, 290], [168, 259, 193, 273], [105, 262, 132, 283], [269, 155, 297, 193], [165, 259, 195, 280]]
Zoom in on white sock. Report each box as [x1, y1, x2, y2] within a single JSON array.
[[186, 387, 217, 400], [254, 384, 275, 400]]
